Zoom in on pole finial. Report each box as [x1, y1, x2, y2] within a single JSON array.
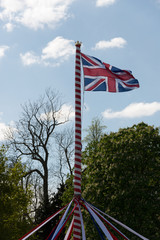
[[75, 41, 82, 46]]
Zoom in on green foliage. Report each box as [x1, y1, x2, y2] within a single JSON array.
[[62, 174, 74, 204], [63, 122, 160, 239], [0, 145, 33, 240], [82, 122, 160, 239], [35, 183, 66, 240], [83, 117, 106, 144]]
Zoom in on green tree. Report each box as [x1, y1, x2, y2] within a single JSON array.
[[0, 145, 33, 240], [83, 117, 106, 144], [63, 122, 160, 239]]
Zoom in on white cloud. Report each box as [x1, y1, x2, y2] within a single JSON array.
[[42, 36, 75, 61], [0, 122, 15, 141], [0, 0, 75, 30], [20, 52, 41, 66], [0, 123, 8, 141], [3, 23, 15, 32], [94, 37, 127, 50], [55, 104, 75, 122], [102, 102, 160, 119], [0, 45, 9, 58], [20, 36, 75, 66], [96, 0, 116, 7], [0, 0, 24, 13], [40, 104, 75, 123]]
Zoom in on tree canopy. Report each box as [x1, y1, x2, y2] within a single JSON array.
[[63, 122, 160, 239], [0, 145, 32, 240]]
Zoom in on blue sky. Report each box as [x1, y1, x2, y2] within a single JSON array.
[[0, 0, 160, 141]]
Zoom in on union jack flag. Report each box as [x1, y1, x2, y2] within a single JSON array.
[[81, 53, 139, 92]]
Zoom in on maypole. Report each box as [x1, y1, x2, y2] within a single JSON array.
[[73, 41, 82, 240], [18, 44, 148, 240]]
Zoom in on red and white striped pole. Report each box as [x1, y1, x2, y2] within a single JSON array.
[[73, 41, 82, 240]]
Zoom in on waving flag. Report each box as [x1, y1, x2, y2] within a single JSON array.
[[81, 53, 139, 92]]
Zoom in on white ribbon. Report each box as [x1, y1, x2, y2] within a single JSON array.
[[78, 204, 86, 240], [85, 201, 113, 240], [89, 203, 149, 240], [64, 217, 74, 240], [86, 201, 129, 240], [51, 199, 73, 240], [19, 204, 68, 240]]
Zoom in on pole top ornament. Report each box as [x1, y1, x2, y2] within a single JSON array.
[[75, 41, 82, 46]]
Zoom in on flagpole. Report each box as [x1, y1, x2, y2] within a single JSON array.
[[73, 41, 82, 240]]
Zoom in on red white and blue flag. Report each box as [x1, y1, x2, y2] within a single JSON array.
[[81, 53, 140, 92]]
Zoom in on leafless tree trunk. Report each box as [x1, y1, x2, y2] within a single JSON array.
[[54, 126, 74, 184], [6, 89, 69, 208]]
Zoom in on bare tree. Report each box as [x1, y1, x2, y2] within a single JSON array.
[[6, 89, 69, 210], [54, 126, 74, 185]]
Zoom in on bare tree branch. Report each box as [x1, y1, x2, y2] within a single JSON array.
[[24, 169, 44, 179], [5, 89, 70, 209]]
